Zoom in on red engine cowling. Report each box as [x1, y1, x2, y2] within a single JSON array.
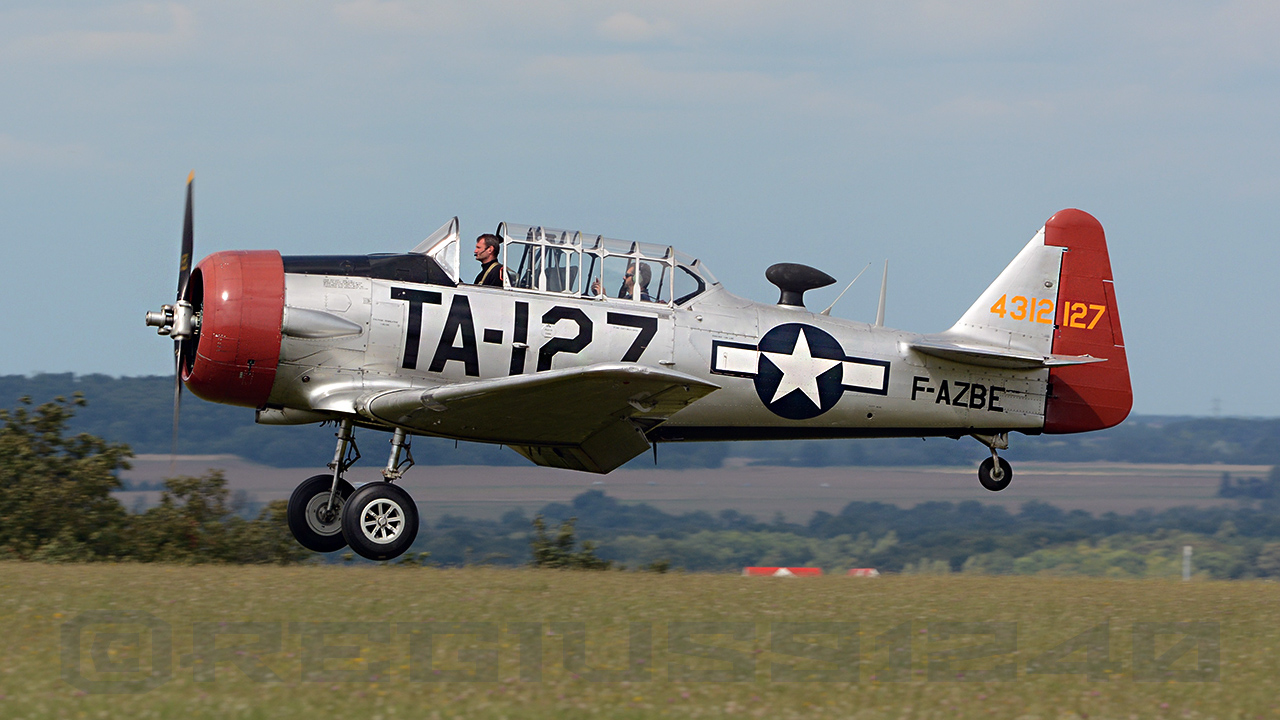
[[181, 250, 285, 408]]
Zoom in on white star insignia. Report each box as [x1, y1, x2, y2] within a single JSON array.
[[761, 327, 841, 407]]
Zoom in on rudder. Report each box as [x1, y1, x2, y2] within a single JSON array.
[[1042, 209, 1132, 433]]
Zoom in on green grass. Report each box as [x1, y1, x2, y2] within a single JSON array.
[[0, 562, 1267, 718]]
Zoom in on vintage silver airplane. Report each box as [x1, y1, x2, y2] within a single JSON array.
[[145, 175, 1131, 561]]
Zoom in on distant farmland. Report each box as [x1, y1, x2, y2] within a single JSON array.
[[119, 455, 1264, 522]]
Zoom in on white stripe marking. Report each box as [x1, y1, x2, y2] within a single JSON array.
[[842, 360, 885, 390], [716, 345, 758, 375]]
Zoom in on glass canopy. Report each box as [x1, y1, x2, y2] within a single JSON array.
[[496, 223, 718, 305]]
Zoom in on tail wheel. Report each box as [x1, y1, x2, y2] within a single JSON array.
[[978, 457, 1013, 492], [341, 482, 419, 561], [287, 474, 355, 553]]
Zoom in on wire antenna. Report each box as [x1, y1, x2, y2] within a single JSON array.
[[819, 262, 872, 316], [874, 260, 888, 327]]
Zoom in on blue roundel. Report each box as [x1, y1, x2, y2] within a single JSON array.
[[753, 323, 846, 420]]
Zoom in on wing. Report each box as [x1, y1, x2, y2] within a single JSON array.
[[355, 363, 719, 474]]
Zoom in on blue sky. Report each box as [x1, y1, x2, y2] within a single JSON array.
[[2, 1, 1278, 416]]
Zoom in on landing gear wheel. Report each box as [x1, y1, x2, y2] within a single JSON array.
[[287, 474, 355, 553], [978, 457, 1013, 492], [341, 482, 419, 561]]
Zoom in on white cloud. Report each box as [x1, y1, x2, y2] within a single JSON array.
[[518, 53, 834, 112], [333, 0, 463, 34], [928, 95, 1050, 124], [0, 133, 96, 167], [597, 12, 673, 44], [7, 2, 194, 63], [1127, 0, 1280, 83]]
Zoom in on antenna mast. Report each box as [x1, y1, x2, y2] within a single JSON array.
[[874, 260, 888, 327]]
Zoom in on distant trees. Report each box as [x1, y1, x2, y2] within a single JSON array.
[[0, 396, 305, 564], [504, 488, 1280, 579], [0, 395, 131, 560], [1256, 543, 1280, 576], [11, 373, 1280, 470], [1217, 470, 1280, 500], [529, 515, 611, 570], [15, 394, 1280, 578], [129, 472, 306, 564]]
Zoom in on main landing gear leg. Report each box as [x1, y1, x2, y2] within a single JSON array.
[[341, 428, 420, 562], [327, 418, 360, 510], [382, 428, 414, 481], [972, 432, 1013, 492], [285, 418, 360, 553]]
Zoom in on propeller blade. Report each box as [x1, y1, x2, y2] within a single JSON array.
[[170, 339, 183, 474], [171, 169, 192, 473], [177, 171, 194, 300]]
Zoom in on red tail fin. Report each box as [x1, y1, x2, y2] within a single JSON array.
[[1043, 209, 1132, 433]]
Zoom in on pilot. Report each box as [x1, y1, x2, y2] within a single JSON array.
[[592, 261, 652, 301], [629, 262, 653, 302], [473, 234, 504, 287]]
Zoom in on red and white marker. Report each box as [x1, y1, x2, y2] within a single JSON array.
[[742, 567, 823, 577]]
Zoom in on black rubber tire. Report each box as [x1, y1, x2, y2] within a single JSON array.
[[286, 474, 355, 553], [341, 482, 419, 562], [978, 457, 1013, 492]]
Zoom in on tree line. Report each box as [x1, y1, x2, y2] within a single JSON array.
[[7, 391, 1280, 579], [411, 485, 1280, 579], [0, 396, 304, 563], [5, 372, 1280, 469]]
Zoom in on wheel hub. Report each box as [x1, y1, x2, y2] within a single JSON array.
[[304, 493, 344, 536], [360, 499, 405, 544]]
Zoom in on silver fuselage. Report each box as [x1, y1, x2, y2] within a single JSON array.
[[266, 273, 1046, 442]]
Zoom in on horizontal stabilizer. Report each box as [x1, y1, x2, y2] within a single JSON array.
[[909, 338, 1106, 370]]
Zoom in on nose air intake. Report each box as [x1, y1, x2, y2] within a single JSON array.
[[182, 250, 286, 408], [766, 263, 835, 308]]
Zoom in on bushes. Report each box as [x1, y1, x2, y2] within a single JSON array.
[[529, 515, 611, 570], [0, 396, 131, 560], [0, 396, 304, 564], [129, 472, 307, 564]]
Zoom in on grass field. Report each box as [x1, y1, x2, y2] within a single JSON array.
[[2, 563, 1269, 719]]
